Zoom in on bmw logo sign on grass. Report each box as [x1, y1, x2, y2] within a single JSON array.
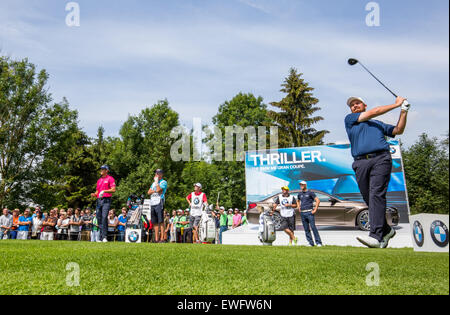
[[413, 221, 424, 247], [128, 231, 139, 243], [430, 221, 449, 248]]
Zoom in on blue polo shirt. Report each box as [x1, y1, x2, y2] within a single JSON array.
[[345, 113, 395, 158], [117, 214, 127, 231], [150, 179, 168, 200], [18, 216, 32, 231], [297, 190, 316, 211]]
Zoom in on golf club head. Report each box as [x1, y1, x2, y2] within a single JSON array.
[[348, 58, 359, 66]]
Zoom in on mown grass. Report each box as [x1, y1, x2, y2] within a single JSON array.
[[0, 241, 448, 295]]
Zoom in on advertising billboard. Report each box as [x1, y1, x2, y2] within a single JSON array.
[[245, 140, 410, 224]]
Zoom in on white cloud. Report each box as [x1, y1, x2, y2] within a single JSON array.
[[0, 1, 447, 147]]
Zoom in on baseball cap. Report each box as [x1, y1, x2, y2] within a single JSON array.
[[281, 186, 290, 191], [194, 183, 202, 189], [155, 169, 164, 174], [219, 206, 225, 210], [299, 181, 307, 185], [100, 165, 110, 171], [347, 97, 365, 107]]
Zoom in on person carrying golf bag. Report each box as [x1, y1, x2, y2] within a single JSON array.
[[345, 96, 409, 248]]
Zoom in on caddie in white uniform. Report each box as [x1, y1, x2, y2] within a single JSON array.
[[186, 183, 208, 244], [272, 186, 299, 246]]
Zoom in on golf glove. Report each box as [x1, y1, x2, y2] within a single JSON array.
[[99, 191, 105, 198], [401, 100, 410, 112]]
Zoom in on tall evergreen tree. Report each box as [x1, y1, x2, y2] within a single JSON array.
[[269, 68, 328, 147]]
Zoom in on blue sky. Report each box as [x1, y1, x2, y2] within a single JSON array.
[[0, 0, 448, 147]]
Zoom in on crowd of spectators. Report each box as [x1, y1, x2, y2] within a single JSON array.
[[0, 205, 248, 244]]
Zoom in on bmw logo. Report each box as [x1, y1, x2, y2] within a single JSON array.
[[390, 147, 397, 155], [430, 221, 449, 248], [194, 198, 200, 205], [128, 231, 139, 243], [281, 199, 289, 205], [412, 221, 424, 247]]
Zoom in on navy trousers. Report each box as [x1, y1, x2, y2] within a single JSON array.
[[300, 212, 322, 246], [96, 198, 111, 241], [352, 152, 392, 242]]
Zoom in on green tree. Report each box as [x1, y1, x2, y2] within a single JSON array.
[[269, 68, 328, 147], [111, 100, 183, 210], [403, 133, 449, 214], [0, 57, 79, 208], [25, 100, 97, 209], [212, 92, 273, 209]]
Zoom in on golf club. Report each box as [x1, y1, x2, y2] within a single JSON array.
[[348, 58, 410, 107]]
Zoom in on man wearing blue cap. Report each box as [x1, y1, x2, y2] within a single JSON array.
[[345, 96, 409, 248], [91, 165, 116, 243]]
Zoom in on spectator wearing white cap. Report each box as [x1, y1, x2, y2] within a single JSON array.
[[272, 186, 298, 245], [186, 183, 208, 243]]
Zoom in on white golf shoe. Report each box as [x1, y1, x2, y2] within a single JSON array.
[[356, 236, 381, 248], [380, 228, 396, 248], [102, 238, 108, 243]]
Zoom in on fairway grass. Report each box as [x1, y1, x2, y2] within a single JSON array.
[[0, 241, 448, 295]]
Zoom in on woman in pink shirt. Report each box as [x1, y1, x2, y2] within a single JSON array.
[[232, 209, 242, 229]]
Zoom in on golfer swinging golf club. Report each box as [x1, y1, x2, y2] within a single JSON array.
[[345, 96, 409, 248]]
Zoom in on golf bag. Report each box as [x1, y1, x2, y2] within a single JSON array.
[[198, 206, 216, 243], [125, 194, 145, 243], [260, 210, 276, 246]]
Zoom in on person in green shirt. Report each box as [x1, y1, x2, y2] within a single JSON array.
[[91, 216, 100, 242], [227, 209, 233, 229], [216, 206, 228, 244], [174, 210, 183, 243], [241, 211, 248, 226], [182, 209, 192, 243]]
